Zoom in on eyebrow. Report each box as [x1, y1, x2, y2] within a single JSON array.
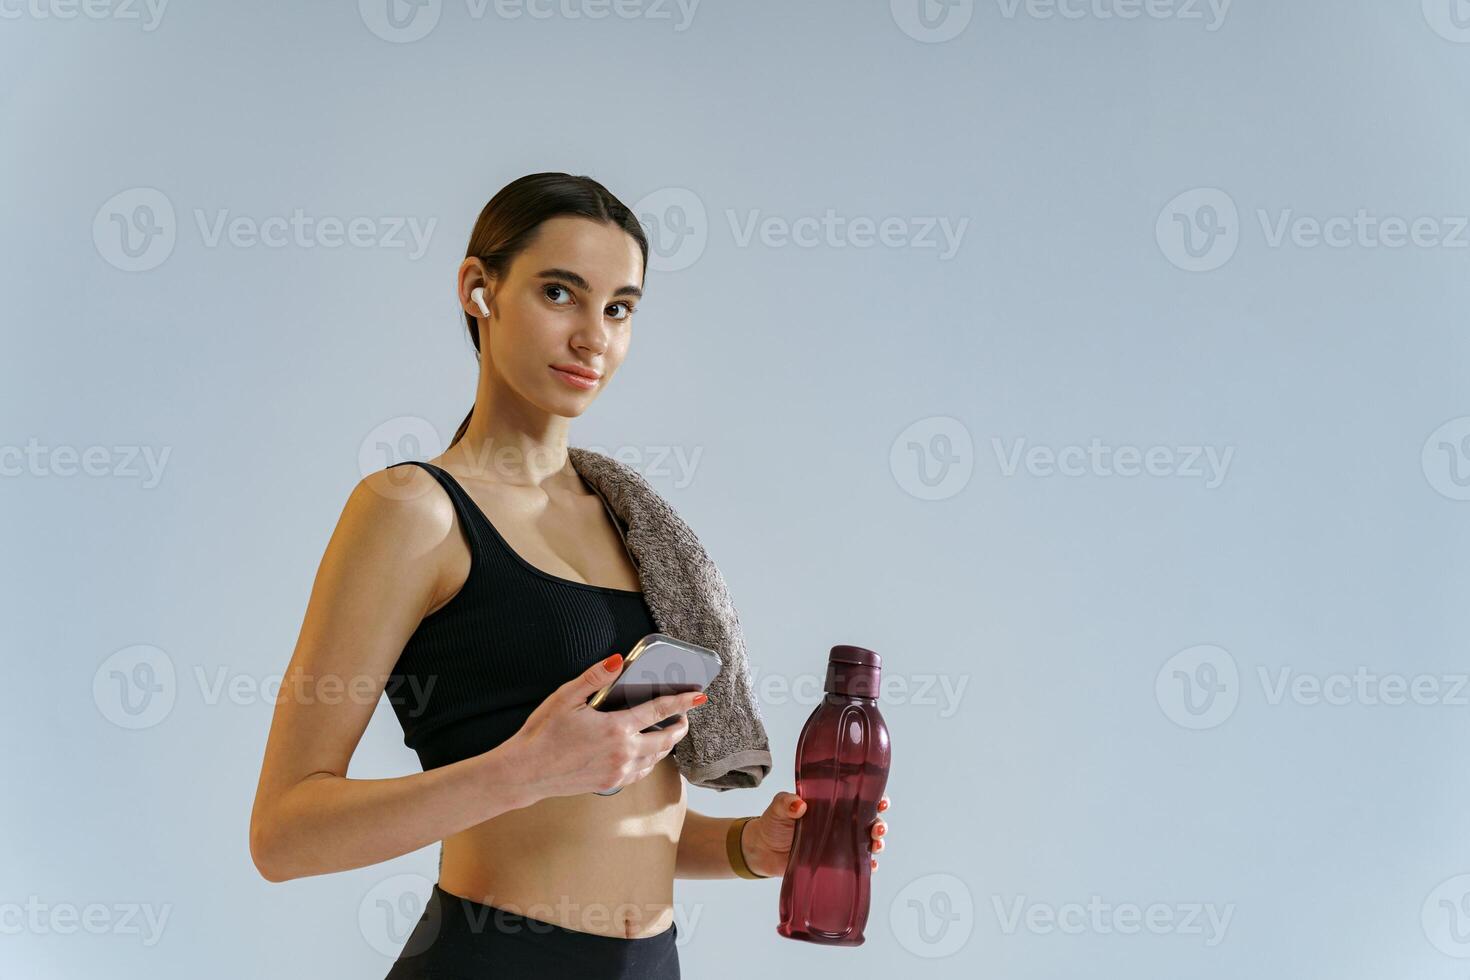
[[533, 268, 643, 301]]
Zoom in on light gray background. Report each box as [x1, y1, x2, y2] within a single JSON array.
[[5, 1, 1470, 977]]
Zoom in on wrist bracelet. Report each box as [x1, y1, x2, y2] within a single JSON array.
[[726, 816, 773, 879]]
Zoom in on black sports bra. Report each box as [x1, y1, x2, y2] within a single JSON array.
[[381, 460, 657, 771]]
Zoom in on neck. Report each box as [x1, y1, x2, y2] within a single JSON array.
[[445, 394, 581, 491]]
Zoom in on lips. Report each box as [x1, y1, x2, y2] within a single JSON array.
[[551, 363, 601, 380]]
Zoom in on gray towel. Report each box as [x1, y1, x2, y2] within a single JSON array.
[[568, 446, 773, 791]]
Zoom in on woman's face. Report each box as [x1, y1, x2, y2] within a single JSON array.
[[470, 215, 645, 418]]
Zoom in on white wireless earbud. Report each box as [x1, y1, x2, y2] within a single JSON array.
[[470, 286, 490, 317]]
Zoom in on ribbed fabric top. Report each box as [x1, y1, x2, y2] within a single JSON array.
[[382, 460, 657, 771]]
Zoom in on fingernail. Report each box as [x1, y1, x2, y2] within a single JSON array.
[[789, 800, 803, 814], [602, 653, 623, 671], [692, 693, 708, 705], [875, 824, 885, 836]]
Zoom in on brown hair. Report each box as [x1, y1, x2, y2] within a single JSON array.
[[449, 172, 650, 449]]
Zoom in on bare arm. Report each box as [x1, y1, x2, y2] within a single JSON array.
[[675, 807, 769, 879], [248, 466, 536, 882]]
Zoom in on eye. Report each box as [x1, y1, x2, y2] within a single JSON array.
[[608, 301, 636, 321], [544, 284, 574, 305]]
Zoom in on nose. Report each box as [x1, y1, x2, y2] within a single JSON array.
[[570, 305, 611, 354]]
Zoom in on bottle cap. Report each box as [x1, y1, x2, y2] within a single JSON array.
[[825, 644, 882, 698]]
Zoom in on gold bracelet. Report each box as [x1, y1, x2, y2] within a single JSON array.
[[726, 816, 773, 879]]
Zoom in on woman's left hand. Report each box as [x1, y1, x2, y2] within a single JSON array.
[[742, 790, 891, 878]]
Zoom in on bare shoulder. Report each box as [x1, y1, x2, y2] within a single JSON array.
[[344, 463, 457, 546]]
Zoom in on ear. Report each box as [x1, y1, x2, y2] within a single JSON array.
[[458, 260, 497, 318], [470, 286, 490, 317]]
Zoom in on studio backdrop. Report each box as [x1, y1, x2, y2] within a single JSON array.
[[5, 2, 1470, 978]]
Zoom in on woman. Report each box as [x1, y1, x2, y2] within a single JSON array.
[[248, 173, 891, 977]]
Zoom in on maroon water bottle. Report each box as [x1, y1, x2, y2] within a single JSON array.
[[777, 644, 891, 946]]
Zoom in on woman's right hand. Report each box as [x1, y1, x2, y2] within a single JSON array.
[[502, 653, 709, 802]]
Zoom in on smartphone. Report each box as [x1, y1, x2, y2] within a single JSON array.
[[586, 632, 723, 796]]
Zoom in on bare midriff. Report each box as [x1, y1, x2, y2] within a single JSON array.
[[437, 752, 686, 939]]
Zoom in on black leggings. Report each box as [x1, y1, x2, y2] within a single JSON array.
[[384, 883, 681, 979]]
